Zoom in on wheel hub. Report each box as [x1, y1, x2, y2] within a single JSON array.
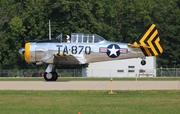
[[46, 73, 53, 79]]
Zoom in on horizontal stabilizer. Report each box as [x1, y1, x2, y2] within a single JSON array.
[[128, 43, 150, 48]]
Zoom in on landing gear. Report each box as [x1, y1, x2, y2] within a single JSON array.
[[44, 64, 58, 81], [141, 60, 146, 65], [44, 72, 58, 81]]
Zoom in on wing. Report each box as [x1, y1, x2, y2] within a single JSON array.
[[39, 54, 82, 65], [53, 54, 80, 65]]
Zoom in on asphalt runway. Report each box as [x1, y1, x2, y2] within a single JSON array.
[[0, 81, 180, 90]]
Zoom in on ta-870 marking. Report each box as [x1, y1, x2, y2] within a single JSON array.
[[56, 45, 91, 55]]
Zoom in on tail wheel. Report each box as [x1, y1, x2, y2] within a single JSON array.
[[141, 60, 146, 65], [44, 72, 58, 81]]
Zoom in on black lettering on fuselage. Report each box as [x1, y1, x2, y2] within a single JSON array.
[[56, 45, 92, 55], [63, 46, 68, 54], [56, 45, 62, 55]]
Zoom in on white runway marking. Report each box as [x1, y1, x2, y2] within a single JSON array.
[[0, 81, 179, 90]]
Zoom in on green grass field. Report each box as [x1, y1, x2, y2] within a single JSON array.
[[0, 90, 180, 114], [0, 77, 180, 113]]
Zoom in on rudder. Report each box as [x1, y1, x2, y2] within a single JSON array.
[[133, 24, 163, 56]]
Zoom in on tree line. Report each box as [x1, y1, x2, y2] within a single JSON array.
[[0, 0, 180, 69]]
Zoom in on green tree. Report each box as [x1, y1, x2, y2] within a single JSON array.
[[152, 0, 180, 67], [1, 0, 180, 69]]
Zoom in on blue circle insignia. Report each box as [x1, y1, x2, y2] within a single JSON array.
[[106, 44, 120, 58]]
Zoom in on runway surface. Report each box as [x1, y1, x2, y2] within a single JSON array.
[[0, 81, 180, 90]]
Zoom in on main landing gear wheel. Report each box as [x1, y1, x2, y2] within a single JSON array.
[[44, 72, 58, 81], [141, 60, 146, 65]]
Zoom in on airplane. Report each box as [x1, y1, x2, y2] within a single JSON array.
[[19, 23, 163, 81]]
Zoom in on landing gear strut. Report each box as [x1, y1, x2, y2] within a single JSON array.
[[141, 60, 146, 65], [44, 64, 58, 81]]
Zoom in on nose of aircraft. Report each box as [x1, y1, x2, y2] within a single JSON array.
[[19, 42, 30, 62], [24, 42, 30, 62]]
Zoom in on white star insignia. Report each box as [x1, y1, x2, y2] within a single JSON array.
[[108, 45, 119, 56]]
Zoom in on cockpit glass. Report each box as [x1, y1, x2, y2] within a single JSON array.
[[88, 35, 93, 43], [94, 35, 104, 43], [78, 34, 83, 43], [71, 33, 104, 43], [83, 35, 88, 43]]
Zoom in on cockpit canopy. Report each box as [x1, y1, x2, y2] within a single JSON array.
[[36, 33, 106, 43], [71, 33, 105, 43]]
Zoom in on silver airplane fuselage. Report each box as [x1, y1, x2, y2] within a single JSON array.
[[24, 40, 144, 65]]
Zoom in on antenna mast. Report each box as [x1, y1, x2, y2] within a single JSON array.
[[49, 20, 51, 40]]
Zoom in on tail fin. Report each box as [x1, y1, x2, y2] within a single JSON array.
[[133, 24, 163, 56]]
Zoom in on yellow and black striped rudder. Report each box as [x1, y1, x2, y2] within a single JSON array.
[[133, 24, 163, 56]]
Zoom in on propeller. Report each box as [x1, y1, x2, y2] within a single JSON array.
[[19, 48, 25, 55]]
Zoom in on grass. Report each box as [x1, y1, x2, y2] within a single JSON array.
[[1, 77, 180, 81], [0, 90, 180, 114]]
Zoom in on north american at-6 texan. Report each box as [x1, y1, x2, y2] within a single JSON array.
[[19, 23, 163, 81]]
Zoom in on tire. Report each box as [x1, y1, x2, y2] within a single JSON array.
[[141, 60, 146, 65], [44, 72, 58, 81], [52, 72, 58, 81]]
